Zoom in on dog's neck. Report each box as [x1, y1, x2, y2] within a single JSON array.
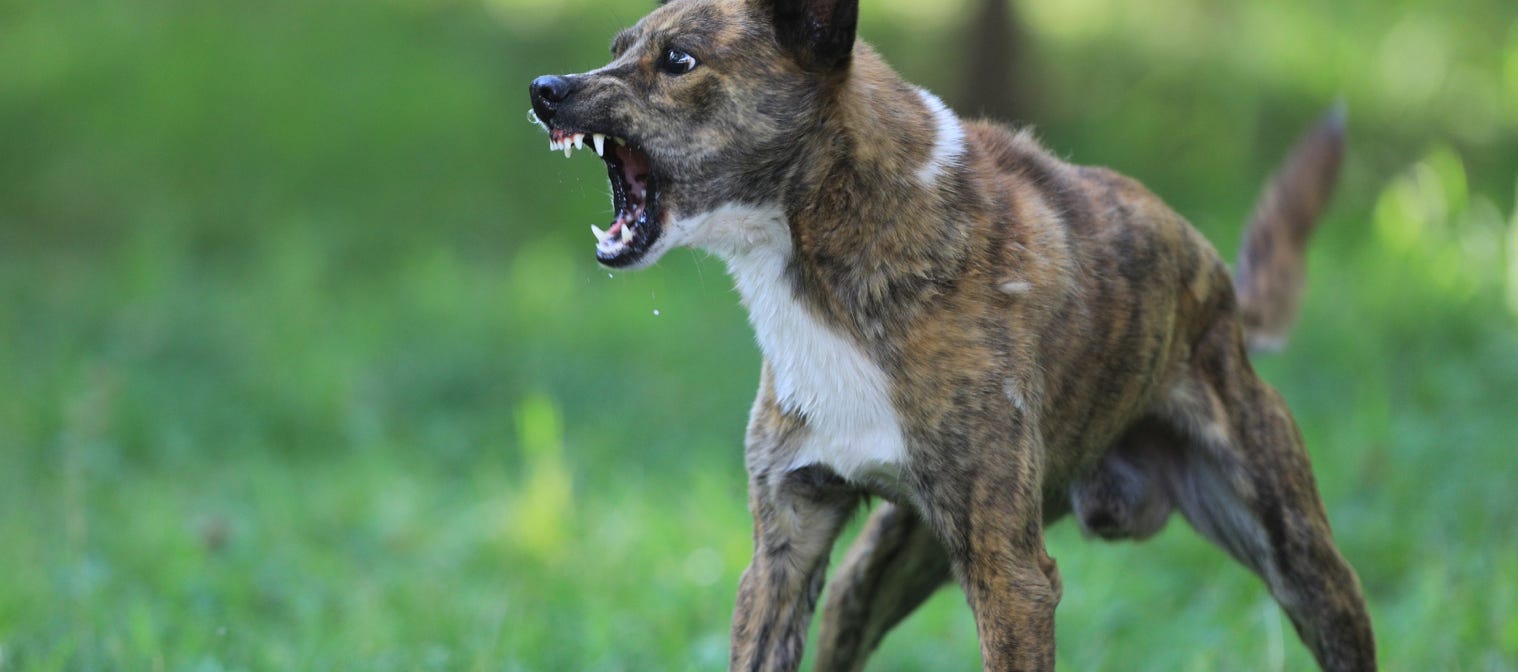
[[778, 47, 976, 340], [691, 50, 979, 350]]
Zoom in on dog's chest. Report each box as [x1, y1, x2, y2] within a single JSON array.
[[712, 209, 908, 482]]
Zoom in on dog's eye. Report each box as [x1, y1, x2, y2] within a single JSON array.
[[658, 48, 698, 75]]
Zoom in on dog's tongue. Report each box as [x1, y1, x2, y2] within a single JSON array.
[[609, 214, 631, 238]]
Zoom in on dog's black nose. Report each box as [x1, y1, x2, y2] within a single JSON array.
[[529, 75, 572, 123]]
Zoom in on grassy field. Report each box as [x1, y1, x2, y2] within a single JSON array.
[[2, 0, 1517, 669]]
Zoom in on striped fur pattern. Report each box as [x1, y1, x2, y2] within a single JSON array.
[[528, 0, 1374, 669]]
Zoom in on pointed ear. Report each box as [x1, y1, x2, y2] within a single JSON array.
[[763, 0, 858, 73]]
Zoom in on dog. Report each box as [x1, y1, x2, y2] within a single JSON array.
[[527, 0, 1376, 668]]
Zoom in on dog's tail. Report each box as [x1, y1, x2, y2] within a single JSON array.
[[1234, 103, 1347, 353]]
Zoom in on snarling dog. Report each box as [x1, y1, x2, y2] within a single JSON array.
[[527, 0, 1376, 668]]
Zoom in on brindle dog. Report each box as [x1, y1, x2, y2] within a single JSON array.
[[527, 0, 1376, 668]]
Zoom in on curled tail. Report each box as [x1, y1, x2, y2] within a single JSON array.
[[1235, 103, 1347, 352]]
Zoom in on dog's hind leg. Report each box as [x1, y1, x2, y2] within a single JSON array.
[[1162, 321, 1376, 671], [813, 502, 953, 672]]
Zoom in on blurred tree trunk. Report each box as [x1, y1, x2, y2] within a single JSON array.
[[958, 0, 1035, 124]]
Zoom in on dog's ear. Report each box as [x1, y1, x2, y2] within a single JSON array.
[[757, 0, 858, 73]]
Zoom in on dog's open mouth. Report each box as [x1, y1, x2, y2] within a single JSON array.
[[545, 126, 663, 268]]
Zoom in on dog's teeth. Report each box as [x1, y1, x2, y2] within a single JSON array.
[[620, 224, 635, 243], [573, 134, 584, 150], [592, 134, 605, 156], [549, 139, 558, 151], [591, 224, 610, 242], [563, 143, 573, 158]]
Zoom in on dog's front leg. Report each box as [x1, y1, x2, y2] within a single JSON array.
[[729, 464, 857, 672], [916, 420, 1060, 672]]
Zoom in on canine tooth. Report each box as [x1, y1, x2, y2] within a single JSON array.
[[573, 134, 584, 150], [563, 143, 573, 158], [620, 224, 635, 243], [592, 134, 605, 156], [591, 224, 610, 242]]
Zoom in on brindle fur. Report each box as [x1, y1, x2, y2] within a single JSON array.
[[529, 0, 1375, 669]]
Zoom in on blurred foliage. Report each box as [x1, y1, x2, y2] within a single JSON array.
[[0, 0, 1516, 669]]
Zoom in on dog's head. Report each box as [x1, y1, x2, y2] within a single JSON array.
[[528, 0, 859, 268]]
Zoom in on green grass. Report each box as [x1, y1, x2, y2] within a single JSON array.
[[2, 0, 1517, 669]]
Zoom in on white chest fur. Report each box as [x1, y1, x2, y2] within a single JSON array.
[[682, 204, 909, 481]]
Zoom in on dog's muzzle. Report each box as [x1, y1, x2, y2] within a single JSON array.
[[525, 74, 665, 269]]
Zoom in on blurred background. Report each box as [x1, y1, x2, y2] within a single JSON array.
[[2, 0, 1516, 669]]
